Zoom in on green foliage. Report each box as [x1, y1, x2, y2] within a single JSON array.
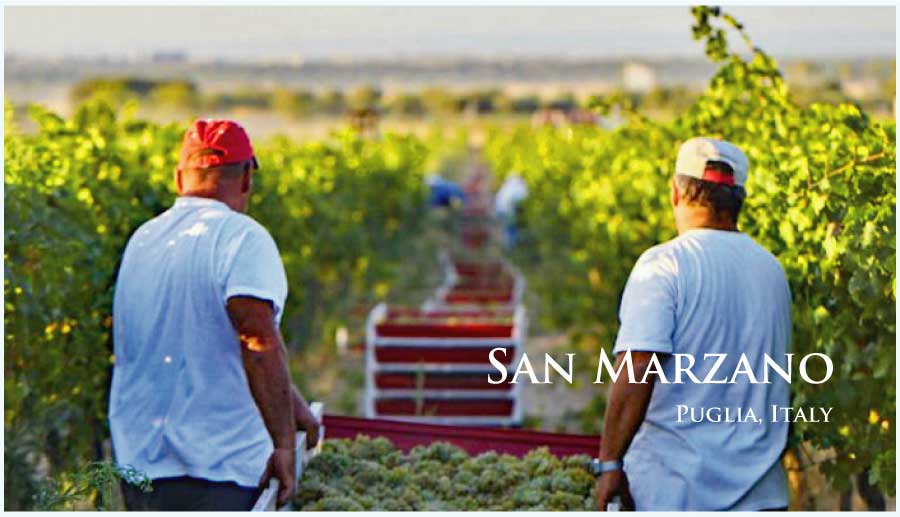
[[271, 88, 317, 117], [149, 81, 198, 110], [206, 88, 272, 111], [459, 89, 504, 114], [71, 77, 198, 109], [417, 88, 457, 116], [5, 101, 181, 511], [388, 93, 428, 116], [348, 84, 383, 112], [256, 129, 429, 344], [4, 100, 429, 508], [319, 89, 347, 115], [510, 94, 542, 114], [32, 462, 151, 511], [297, 436, 595, 510], [484, 6, 895, 493]]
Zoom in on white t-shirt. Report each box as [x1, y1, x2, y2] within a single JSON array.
[[494, 175, 528, 217], [613, 228, 791, 511], [110, 196, 287, 488]]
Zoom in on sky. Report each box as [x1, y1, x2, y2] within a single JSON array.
[[4, 5, 896, 61]]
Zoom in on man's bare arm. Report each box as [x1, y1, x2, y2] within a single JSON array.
[[291, 385, 320, 449], [226, 296, 296, 503], [596, 350, 661, 511], [599, 351, 658, 461]]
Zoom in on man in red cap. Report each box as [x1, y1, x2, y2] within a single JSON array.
[[110, 119, 319, 510]]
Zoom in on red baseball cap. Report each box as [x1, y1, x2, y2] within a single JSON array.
[[178, 119, 259, 170]]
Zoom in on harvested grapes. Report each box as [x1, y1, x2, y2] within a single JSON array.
[[295, 436, 596, 511]]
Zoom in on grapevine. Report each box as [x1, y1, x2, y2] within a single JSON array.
[[3, 6, 895, 509], [3, 100, 430, 508], [484, 7, 896, 492]]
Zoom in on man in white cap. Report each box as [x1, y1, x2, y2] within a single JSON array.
[[593, 138, 791, 510]]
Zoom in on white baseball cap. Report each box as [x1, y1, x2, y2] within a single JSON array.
[[675, 137, 749, 188]]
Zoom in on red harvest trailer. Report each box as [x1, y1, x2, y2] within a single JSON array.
[[323, 413, 601, 458]]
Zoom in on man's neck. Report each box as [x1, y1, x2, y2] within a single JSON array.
[[677, 212, 738, 235], [182, 187, 223, 197], [180, 189, 242, 212]]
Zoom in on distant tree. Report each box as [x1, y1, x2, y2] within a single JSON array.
[[69, 77, 150, 106], [205, 88, 271, 111], [149, 80, 198, 110], [348, 85, 382, 111], [271, 88, 316, 117], [320, 89, 346, 115], [461, 89, 501, 114], [641, 86, 696, 112], [510, 95, 541, 114], [492, 92, 513, 113], [545, 92, 577, 112], [387, 93, 427, 117], [420, 88, 458, 115], [120, 78, 158, 96]]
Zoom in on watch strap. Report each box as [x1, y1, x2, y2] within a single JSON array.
[[591, 458, 623, 476]]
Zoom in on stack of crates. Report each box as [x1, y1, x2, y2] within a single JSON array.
[[364, 258, 527, 426]]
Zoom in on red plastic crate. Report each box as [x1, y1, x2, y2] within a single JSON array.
[[456, 278, 515, 290], [375, 398, 514, 416], [322, 414, 601, 458], [376, 322, 513, 338], [454, 271, 506, 281], [374, 346, 515, 364], [462, 229, 489, 241], [386, 308, 513, 320], [454, 262, 506, 274], [455, 273, 510, 283], [375, 371, 514, 391], [448, 286, 514, 296], [445, 291, 514, 304]]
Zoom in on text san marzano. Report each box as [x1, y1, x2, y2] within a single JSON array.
[[487, 349, 833, 385]]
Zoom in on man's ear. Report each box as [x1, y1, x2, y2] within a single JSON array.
[[670, 178, 679, 208], [241, 163, 252, 194], [175, 168, 184, 195]]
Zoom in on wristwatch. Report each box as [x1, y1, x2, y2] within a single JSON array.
[[590, 458, 623, 477]]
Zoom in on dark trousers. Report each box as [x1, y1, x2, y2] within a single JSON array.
[[121, 476, 261, 511]]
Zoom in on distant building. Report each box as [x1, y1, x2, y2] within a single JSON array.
[[621, 62, 658, 93], [840, 77, 880, 100]]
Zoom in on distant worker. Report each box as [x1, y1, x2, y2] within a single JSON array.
[[110, 120, 320, 510], [594, 138, 791, 511], [494, 174, 528, 248], [427, 174, 466, 208]]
